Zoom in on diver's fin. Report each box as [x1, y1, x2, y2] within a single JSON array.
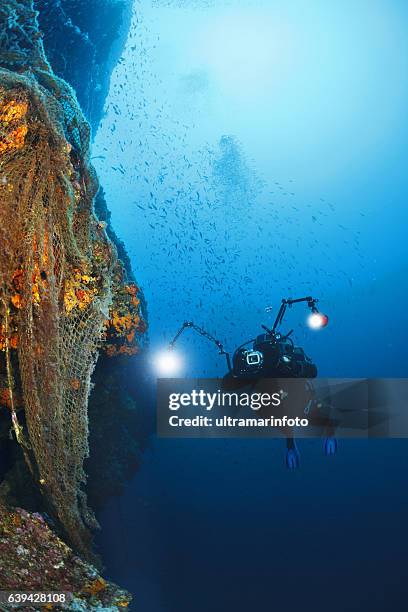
[[286, 443, 300, 470], [324, 437, 338, 456]]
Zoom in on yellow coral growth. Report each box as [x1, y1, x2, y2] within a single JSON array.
[[110, 312, 139, 335], [83, 577, 107, 596], [11, 294, 22, 309], [0, 100, 28, 123], [0, 98, 28, 154], [64, 269, 99, 314], [103, 281, 145, 357], [10, 263, 47, 310], [0, 323, 18, 352], [0, 124, 28, 154]]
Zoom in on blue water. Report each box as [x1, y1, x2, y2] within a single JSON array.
[[93, 1, 408, 609]]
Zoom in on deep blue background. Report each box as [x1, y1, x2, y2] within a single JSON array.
[[93, 1, 408, 610], [98, 435, 408, 611]]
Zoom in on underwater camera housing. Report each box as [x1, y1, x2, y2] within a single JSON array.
[[231, 332, 317, 379]]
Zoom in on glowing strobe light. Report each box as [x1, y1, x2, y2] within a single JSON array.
[[154, 349, 182, 377], [307, 311, 329, 330]]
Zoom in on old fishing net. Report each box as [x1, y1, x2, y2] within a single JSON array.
[[0, 1, 146, 554]]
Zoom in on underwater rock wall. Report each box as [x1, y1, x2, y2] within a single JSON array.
[[35, 0, 144, 285], [0, 505, 132, 610], [35, 0, 138, 280], [35, 0, 133, 134], [0, 0, 147, 557]]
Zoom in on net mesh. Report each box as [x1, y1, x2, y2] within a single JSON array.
[[0, 1, 146, 554]]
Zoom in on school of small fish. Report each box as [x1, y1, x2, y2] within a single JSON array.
[[93, 2, 367, 371]]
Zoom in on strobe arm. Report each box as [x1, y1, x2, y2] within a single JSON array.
[[169, 321, 232, 372], [267, 296, 319, 332]]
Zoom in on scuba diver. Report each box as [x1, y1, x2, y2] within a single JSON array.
[[162, 296, 337, 469]]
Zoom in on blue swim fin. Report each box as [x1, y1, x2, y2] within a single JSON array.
[[324, 437, 338, 456], [286, 443, 300, 469]]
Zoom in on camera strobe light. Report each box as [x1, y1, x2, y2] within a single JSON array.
[[154, 349, 182, 376], [307, 310, 329, 330]]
